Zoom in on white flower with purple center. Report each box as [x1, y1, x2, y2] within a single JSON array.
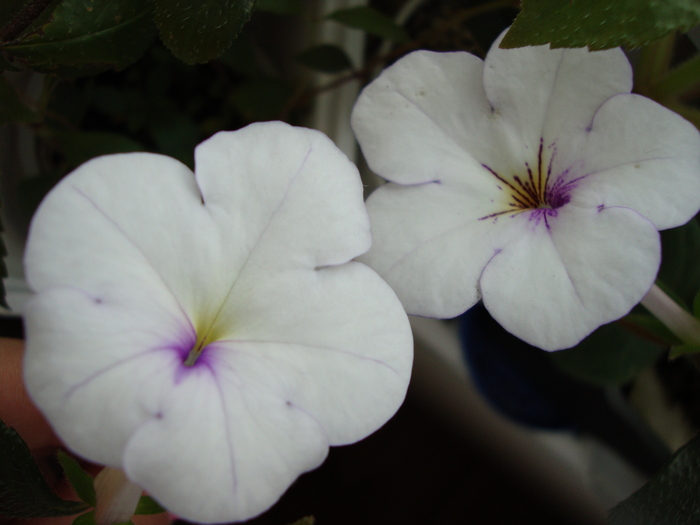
[[23, 122, 413, 523], [351, 32, 700, 351]]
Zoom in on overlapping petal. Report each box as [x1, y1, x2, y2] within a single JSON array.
[[23, 121, 412, 523]]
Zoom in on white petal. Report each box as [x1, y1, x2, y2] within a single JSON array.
[[212, 261, 413, 445], [359, 180, 512, 318], [123, 362, 328, 524], [562, 94, 700, 230], [351, 50, 501, 184], [480, 205, 660, 350], [484, 32, 632, 153]]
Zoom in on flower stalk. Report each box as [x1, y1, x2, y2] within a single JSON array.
[[94, 468, 142, 525], [640, 284, 700, 346]]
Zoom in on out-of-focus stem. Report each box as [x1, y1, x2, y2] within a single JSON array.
[[94, 468, 143, 525], [640, 284, 700, 345]]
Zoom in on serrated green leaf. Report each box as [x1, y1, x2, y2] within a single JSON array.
[[551, 320, 663, 386], [72, 510, 96, 525], [296, 44, 353, 73], [0, 418, 88, 518], [327, 6, 409, 43], [609, 433, 700, 524], [1, 0, 157, 76], [57, 452, 96, 508], [501, 0, 700, 51], [51, 130, 145, 168], [669, 343, 700, 358], [255, 0, 303, 15], [153, 0, 256, 65], [0, 76, 38, 124], [658, 219, 700, 308], [133, 495, 166, 515]]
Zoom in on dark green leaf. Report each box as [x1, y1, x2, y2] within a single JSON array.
[[134, 495, 166, 515], [669, 343, 700, 358], [693, 291, 700, 319], [153, 0, 256, 64], [1, 0, 157, 76], [51, 130, 145, 168], [327, 6, 409, 43], [72, 510, 96, 525], [287, 518, 315, 525], [57, 452, 95, 508], [501, 0, 700, 51], [0, 0, 58, 43], [229, 78, 291, 121], [255, 0, 303, 15], [296, 44, 353, 73], [609, 433, 700, 524], [0, 419, 88, 518], [0, 76, 37, 124], [551, 321, 663, 386], [658, 219, 700, 308]]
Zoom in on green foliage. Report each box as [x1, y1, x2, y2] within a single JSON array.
[[72, 510, 97, 525], [327, 6, 409, 43], [230, 78, 292, 121], [658, 219, 700, 308], [134, 495, 166, 515], [255, 0, 303, 15], [1, 0, 157, 76], [153, 0, 256, 64], [623, 314, 682, 346], [669, 344, 700, 358], [551, 321, 663, 386], [57, 452, 96, 508], [609, 433, 700, 524], [0, 76, 38, 124], [0, 419, 88, 518], [501, 0, 700, 51], [51, 131, 145, 167], [296, 44, 353, 74]]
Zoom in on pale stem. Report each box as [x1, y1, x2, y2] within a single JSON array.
[[640, 284, 700, 346], [94, 467, 143, 525]]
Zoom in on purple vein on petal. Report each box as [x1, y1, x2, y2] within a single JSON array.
[[70, 185, 196, 336], [208, 365, 239, 494]]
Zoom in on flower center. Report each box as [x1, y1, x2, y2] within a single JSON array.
[[479, 138, 571, 221], [183, 335, 209, 367]]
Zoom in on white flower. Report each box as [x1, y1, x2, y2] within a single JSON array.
[[351, 33, 700, 351], [23, 121, 413, 523]]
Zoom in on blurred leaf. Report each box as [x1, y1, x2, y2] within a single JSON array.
[[57, 452, 95, 508], [327, 6, 409, 43], [255, 0, 303, 15], [1, 0, 156, 76], [551, 321, 663, 386], [72, 511, 96, 525], [0, 419, 88, 518], [149, 113, 200, 167], [0, 0, 58, 44], [296, 44, 353, 73], [153, 0, 256, 64], [287, 518, 315, 525], [502, 0, 700, 50], [230, 78, 291, 121], [658, 219, 700, 308], [609, 432, 700, 524], [622, 313, 682, 346], [694, 291, 700, 319], [134, 495, 166, 515], [669, 343, 700, 358], [52, 130, 145, 167], [0, 75, 37, 124]]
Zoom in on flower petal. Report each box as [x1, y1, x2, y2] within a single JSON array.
[[483, 32, 632, 153], [210, 261, 412, 444], [480, 205, 660, 350], [123, 363, 328, 524], [561, 94, 700, 230], [358, 180, 510, 317]]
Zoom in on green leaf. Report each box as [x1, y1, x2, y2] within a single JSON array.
[[1, 0, 157, 76], [609, 433, 700, 524], [57, 452, 96, 507], [622, 313, 682, 346], [134, 495, 166, 515], [153, 0, 256, 64], [501, 0, 700, 51], [658, 219, 700, 308], [0, 418, 88, 518], [296, 44, 353, 73], [255, 0, 303, 15], [327, 6, 409, 43], [669, 343, 700, 358], [51, 130, 145, 168], [72, 510, 97, 525], [551, 320, 663, 386], [0, 0, 58, 43], [229, 78, 291, 121], [0, 76, 38, 124], [694, 291, 700, 319]]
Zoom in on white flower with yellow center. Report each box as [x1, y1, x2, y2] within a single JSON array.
[[23, 122, 413, 523], [351, 33, 700, 351]]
